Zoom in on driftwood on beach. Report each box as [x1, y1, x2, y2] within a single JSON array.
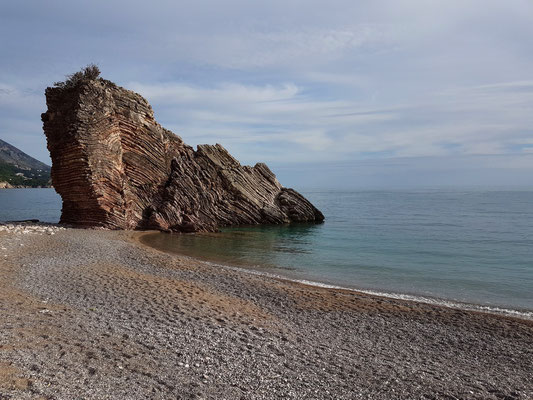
[[41, 68, 324, 232]]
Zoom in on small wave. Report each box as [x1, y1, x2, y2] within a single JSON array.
[[201, 259, 533, 321], [354, 288, 533, 320]]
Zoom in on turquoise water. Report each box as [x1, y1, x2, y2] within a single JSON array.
[[2, 188, 532, 314], [141, 190, 533, 314]]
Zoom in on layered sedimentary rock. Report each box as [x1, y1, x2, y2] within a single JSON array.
[[41, 77, 324, 232]]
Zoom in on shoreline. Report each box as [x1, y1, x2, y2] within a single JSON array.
[[0, 186, 53, 189], [136, 231, 533, 322], [1, 225, 532, 399]]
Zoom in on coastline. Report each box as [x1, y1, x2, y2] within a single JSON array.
[[1, 225, 532, 399], [0, 186, 52, 189], [137, 231, 533, 321]]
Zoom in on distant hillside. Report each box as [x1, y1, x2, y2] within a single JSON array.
[[0, 138, 49, 170], [0, 138, 51, 187]]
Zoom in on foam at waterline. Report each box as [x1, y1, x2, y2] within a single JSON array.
[[198, 259, 533, 321]]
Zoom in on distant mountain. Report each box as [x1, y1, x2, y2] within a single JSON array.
[[0, 138, 49, 170], [0, 138, 51, 188]]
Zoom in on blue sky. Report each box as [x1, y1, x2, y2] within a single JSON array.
[[1, 0, 532, 188]]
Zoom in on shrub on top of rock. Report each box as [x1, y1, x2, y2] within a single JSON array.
[[54, 64, 101, 90]]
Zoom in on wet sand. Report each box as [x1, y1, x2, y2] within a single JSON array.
[[0, 225, 532, 399]]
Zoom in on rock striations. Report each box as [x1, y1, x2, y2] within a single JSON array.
[[41, 72, 324, 232]]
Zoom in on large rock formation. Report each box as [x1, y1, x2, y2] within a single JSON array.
[[41, 73, 324, 232]]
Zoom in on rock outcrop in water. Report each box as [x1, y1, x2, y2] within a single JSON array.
[[41, 69, 324, 232]]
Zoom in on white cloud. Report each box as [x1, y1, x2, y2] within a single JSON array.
[[129, 82, 300, 105], [2, 0, 533, 185], [165, 25, 397, 69], [124, 78, 533, 164], [0, 83, 43, 110]]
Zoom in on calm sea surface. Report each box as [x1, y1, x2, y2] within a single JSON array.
[[0, 188, 61, 223], [2, 188, 532, 315]]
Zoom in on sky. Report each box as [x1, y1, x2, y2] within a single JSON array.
[[1, 0, 532, 189]]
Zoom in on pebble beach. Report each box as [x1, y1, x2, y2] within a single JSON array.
[[1, 223, 532, 399]]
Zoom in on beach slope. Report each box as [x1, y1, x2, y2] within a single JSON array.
[[1, 226, 532, 399]]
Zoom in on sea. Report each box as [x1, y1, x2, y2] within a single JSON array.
[[2, 187, 532, 317]]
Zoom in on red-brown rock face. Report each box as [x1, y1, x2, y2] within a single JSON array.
[[41, 77, 324, 232]]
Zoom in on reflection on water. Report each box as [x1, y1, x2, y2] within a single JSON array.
[[141, 223, 323, 272], [140, 190, 533, 312]]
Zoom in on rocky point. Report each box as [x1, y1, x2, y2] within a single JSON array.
[[41, 70, 324, 232]]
